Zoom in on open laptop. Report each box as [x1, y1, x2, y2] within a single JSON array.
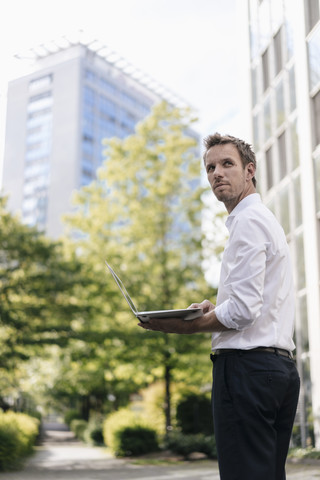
[[105, 261, 202, 323]]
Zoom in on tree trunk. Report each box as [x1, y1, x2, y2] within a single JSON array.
[[81, 395, 90, 421], [164, 361, 172, 433]]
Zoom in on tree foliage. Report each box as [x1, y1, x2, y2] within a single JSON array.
[[0, 102, 220, 424], [63, 102, 216, 425], [0, 197, 91, 408]]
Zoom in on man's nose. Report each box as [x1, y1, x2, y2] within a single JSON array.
[[213, 165, 223, 177]]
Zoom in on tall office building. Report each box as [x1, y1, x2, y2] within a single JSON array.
[[248, 0, 320, 447], [2, 35, 188, 237]]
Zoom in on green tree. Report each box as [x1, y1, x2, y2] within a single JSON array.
[[64, 102, 215, 429], [0, 197, 91, 410]]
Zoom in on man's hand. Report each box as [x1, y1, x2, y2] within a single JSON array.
[[137, 314, 204, 334], [188, 299, 215, 314], [137, 300, 211, 334], [137, 299, 228, 334]]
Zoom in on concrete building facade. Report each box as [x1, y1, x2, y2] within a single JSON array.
[[2, 37, 184, 237]]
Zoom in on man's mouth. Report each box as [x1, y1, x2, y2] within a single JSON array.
[[214, 183, 228, 190]]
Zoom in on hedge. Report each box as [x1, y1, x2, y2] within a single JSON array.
[[176, 393, 213, 435], [113, 425, 159, 457], [164, 431, 217, 459], [103, 408, 158, 456], [70, 419, 88, 441]]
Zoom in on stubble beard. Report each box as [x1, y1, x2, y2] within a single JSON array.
[[213, 188, 239, 212]]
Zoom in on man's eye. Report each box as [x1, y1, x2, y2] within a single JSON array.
[[207, 165, 214, 172]]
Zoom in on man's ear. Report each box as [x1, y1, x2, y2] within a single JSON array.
[[246, 162, 255, 182]]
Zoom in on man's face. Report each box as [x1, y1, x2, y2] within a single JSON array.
[[204, 143, 255, 213]]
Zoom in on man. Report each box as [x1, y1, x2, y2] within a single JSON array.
[[138, 133, 300, 480]]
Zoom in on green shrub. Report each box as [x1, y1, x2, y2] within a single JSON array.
[[84, 423, 104, 445], [0, 411, 40, 471], [103, 408, 139, 450], [289, 447, 320, 460], [64, 409, 82, 427], [164, 431, 217, 459], [176, 393, 213, 435], [113, 425, 159, 457], [6, 412, 39, 456], [0, 425, 20, 470], [25, 410, 42, 422], [103, 408, 158, 456], [70, 419, 88, 441]]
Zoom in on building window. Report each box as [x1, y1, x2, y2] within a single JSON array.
[[82, 134, 94, 155], [294, 175, 303, 227], [262, 47, 270, 91], [85, 69, 97, 83], [28, 91, 52, 113], [29, 91, 52, 103], [22, 187, 48, 230], [27, 108, 52, 122], [274, 28, 283, 76], [289, 65, 297, 112], [23, 88, 52, 229], [259, 0, 271, 51], [264, 95, 272, 140], [29, 74, 53, 91], [249, 23, 260, 61], [312, 88, 320, 147], [266, 146, 274, 190], [305, 0, 320, 34], [295, 231, 306, 290], [314, 153, 320, 212], [251, 67, 258, 107], [278, 130, 287, 179], [99, 95, 116, 118], [253, 112, 260, 151], [266, 198, 276, 216], [280, 185, 290, 235], [284, 0, 296, 59], [84, 86, 95, 107], [299, 294, 310, 360], [100, 77, 117, 97], [99, 117, 116, 139], [308, 26, 320, 91], [276, 80, 285, 127], [290, 119, 300, 169], [271, 0, 284, 31]]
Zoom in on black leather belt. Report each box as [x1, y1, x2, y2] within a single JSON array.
[[214, 347, 293, 359]]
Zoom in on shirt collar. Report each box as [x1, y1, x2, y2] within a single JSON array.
[[225, 193, 261, 231]]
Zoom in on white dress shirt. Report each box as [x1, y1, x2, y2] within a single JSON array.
[[213, 193, 295, 352]]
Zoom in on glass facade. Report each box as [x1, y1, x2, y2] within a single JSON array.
[[248, 0, 320, 447], [18, 50, 160, 229], [305, 0, 320, 33], [3, 42, 195, 239], [23, 77, 53, 230], [313, 81, 320, 147], [81, 68, 152, 186], [308, 25, 320, 90], [315, 152, 320, 212]]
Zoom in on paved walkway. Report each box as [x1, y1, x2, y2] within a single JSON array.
[[0, 423, 319, 479]]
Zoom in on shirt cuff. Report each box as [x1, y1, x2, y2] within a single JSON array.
[[215, 301, 239, 330]]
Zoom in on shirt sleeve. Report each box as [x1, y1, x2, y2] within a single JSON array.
[[214, 215, 269, 331]]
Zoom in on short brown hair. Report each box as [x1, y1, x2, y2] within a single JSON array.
[[203, 133, 257, 187]]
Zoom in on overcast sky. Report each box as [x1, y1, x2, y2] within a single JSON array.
[[0, 0, 252, 181], [0, 0, 252, 284]]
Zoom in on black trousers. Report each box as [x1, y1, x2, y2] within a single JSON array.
[[211, 350, 300, 480]]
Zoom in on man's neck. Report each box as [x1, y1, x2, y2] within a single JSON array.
[[224, 185, 257, 214]]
